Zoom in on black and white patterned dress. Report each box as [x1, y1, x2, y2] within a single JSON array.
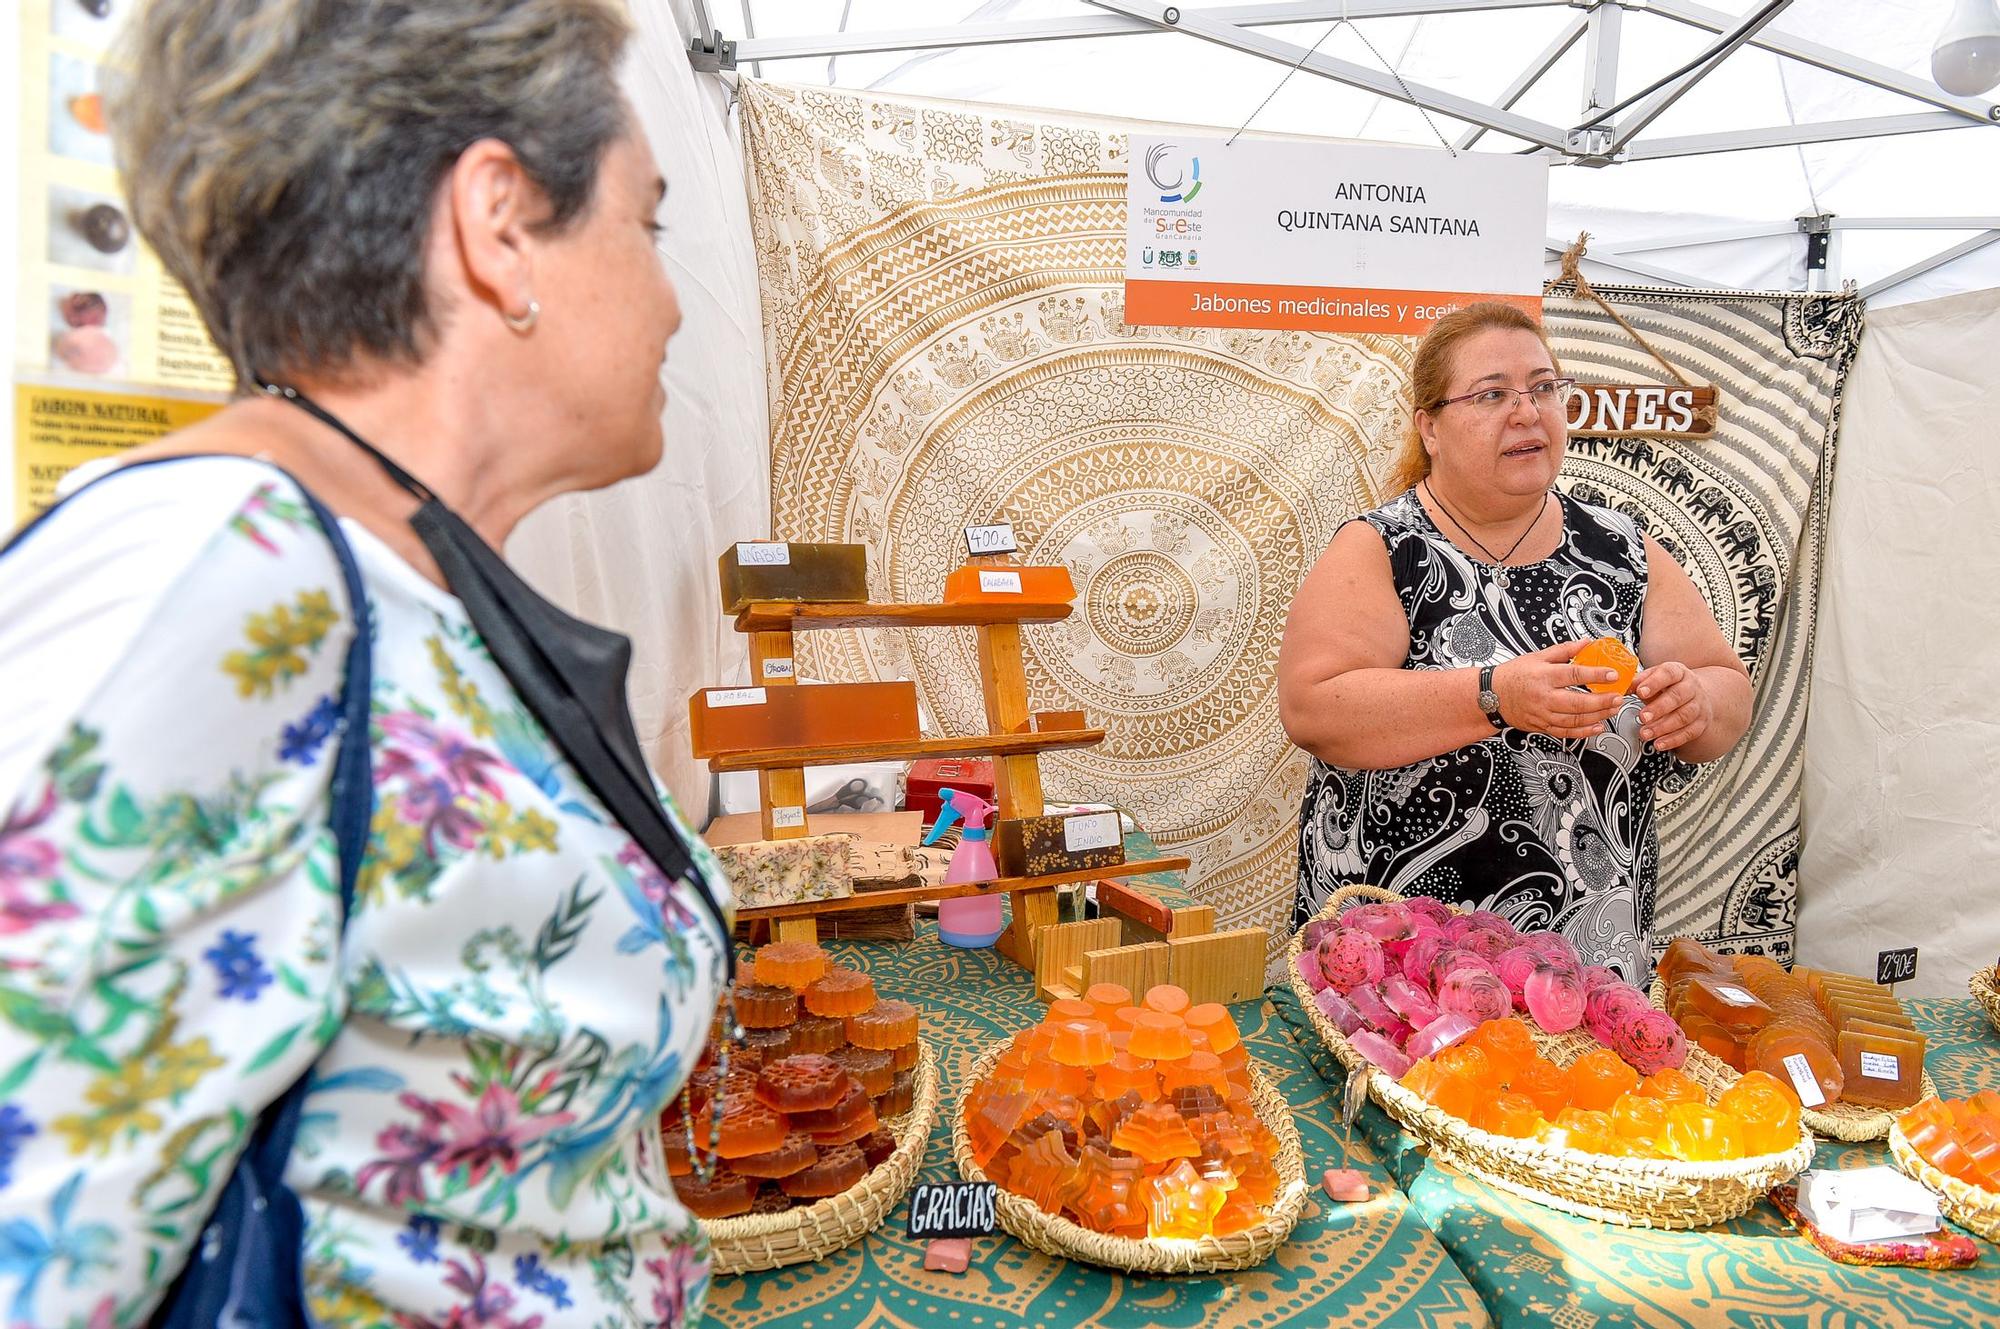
[[1292, 488, 1673, 979]]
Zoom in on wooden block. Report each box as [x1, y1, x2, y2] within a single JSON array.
[[1167, 905, 1216, 939], [1079, 941, 1170, 998], [1032, 918, 1121, 1002], [1167, 928, 1268, 1006], [772, 916, 820, 946]]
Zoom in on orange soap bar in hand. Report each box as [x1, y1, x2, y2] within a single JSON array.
[[942, 563, 1077, 604], [1572, 636, 1638, 694]]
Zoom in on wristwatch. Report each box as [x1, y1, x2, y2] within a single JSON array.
[[1477, 664, 1505, 732]]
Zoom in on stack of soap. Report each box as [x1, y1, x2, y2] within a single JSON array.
[[1900, 1093, 2000, 1191], [719, 541, 868, 612], [942, 563, 1076, 603], [665, 941, 920, 1219], [992, 810, 1127, 878], [689, 681, 920, 755], [962, 984, 1279, 1241], [1800, 968, 1928, 1110]]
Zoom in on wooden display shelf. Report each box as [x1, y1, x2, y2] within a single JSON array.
[[704, 728, 1105, 774], [734, 600, 1074, 633], [734, 856, 1192, 923]]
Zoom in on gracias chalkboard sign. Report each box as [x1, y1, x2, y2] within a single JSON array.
[[1565, 383, 1719, 439], [906, 1182, 998, 1240]]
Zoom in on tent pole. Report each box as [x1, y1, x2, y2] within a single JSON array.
[[1859, 231, 2000, 301], [1457, 13, 1587, 151]]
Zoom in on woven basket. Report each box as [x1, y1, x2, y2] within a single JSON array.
[[1288, 884, 1814, 1229], [1968, 968, 2000, 1043], [1645, 979, 1938, 1143], [703, 1040, 940, 1274], [950, 1041, 1310, 1273], [1890, 1121, 2000, 1244]]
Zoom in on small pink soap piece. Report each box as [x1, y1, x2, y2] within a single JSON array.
[[1321, 1168, 1371, 1202], [924, 1238, 972, 1273]]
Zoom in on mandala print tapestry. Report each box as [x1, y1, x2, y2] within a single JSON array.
[[739, 80, 1861, 962]]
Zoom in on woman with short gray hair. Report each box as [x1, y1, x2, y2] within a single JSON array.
[[0, 2, 733, 1325]]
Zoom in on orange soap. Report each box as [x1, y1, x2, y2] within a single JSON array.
[[1143, 1158, 1227, 1240], [753, 941, 830, 992], [689, 680, 919, 757], [1023, 1056, 1092, 1098], [1009, 1128, 1084, 1214], [1128, 1012, 1194, 1062], [742, 1025, 796, 1060], [1636, 1067, 1706, 1106], [1212, 1192, 1265, 1237], [831, 1045, 896, 1097], [795, 1082, 879, 1146], [1111, 1102, 1202, 1164], [846, 999, 920, 1050], [1467, 1017, 1538, 1085], [1718, 1077, 1800, 1155], [1835, 1027, 1927, 1109], [1679, 973, 1774, 1035], [1045, 998, 1097, 1025], [859, 1126, 899, 1169], [673, 1168, 755, 1219], [1509, 1057, 1572, 1120], [735, 983, 800, 1029], [1070, 1144, 1146, 1232], [755, 1054, 848, 1113], [1567, 1048, 1641, 1113], [1085, 983, 1133, 1020], [1548, 1107, 1617, 1155], [789, 1013, 846, 1056], [878, 1068, 917, 1119], [1050, 1019, 1116, 1068], [1750, 1027, 1843, 1108], [1184, 1003, 1242, 1055], [1095, 1052, 1162, 1103], [780, 1141, 868, 1198], [942, 563, 1078, 604], [803, 967, 877, 1017], [731, 1133, 820, 1179], [965, 1088, 1036, 1165], [1660, 1103, 1745, 1162], [1143, 984, 1192, 1017], [1572, 636, 1638, 694], [1657, 936, 1732, 988], [891, 1040, 921, 1073], [1473, 1092, 1545, 1139], [700, 1096, 789, 1160], [1160, 1051, 1229, 1097], [1612, 1095, 1669, 1149]]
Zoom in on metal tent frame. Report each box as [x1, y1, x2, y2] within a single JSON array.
[[690, 0, 2000, 301]]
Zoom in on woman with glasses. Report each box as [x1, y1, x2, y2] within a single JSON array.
[[1278, 302, 1750, 977]]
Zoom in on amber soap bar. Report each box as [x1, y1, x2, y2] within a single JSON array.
[[690, 681, 920, 756], [1835, 1027, 1927, 1109], [719, 542, 868, 613], [942, 564, 1076, 603], [993, 811, 1127, 878]]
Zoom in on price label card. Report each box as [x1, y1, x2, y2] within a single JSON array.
[[1063, 811, 1122, 854], [1860, 1051, 1902, 1081], [706, 687, 768, 709], [1877, 947, 1918, 985], [978, 570, 1023, 594], [761, 658, 796, 680], [736, 542, 791, 566], [963, 522, 1019, 556], [770, 806, 806, 829], [1783, 1053, 1829, 1107], [1712, 985, 1758, 1006], [906, 1182, 998, 1239]]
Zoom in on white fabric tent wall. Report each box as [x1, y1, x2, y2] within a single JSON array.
[[505, 2, 768, 813], [1798, 286, 2000, 998]]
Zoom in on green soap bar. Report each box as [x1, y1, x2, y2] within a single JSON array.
[[719, 542, 867, 613]]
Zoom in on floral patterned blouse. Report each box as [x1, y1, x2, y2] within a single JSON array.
[[0, 458, 732, 1328]]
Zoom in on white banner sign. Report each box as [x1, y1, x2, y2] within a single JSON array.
[[1126, 136, 1548, 334]]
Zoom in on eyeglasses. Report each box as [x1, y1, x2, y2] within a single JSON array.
[[1430, 377, 1576, 414]]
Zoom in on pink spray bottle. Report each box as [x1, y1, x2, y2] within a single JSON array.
[[921, 788, 1005, 947]]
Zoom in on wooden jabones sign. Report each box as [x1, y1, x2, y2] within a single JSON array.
[[1565, 383, 1719, 439]]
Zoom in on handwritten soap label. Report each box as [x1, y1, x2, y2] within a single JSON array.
[[707, 687, 768, 709], [978, 570, 1023, 594], [1876, 947, 1918, 985], [963, 522, 1019, 556], [1783, 1053, 1828, 1107], [1063, 811, 1122, 854], [761, 658, 796, 680], [1712, 985, 1757, 1006], [906, 1182, 998, 1239], [736, 542, 791, 566], [770, 805, 806, 829], [1860, 1051, 1901, 1081]]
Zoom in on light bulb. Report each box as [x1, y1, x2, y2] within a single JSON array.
[[1933, 0, 2000, 95]]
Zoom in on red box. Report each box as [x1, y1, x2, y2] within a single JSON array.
[[905, 757, 995, 827]]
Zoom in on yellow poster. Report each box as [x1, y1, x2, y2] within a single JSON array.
[[14, 0, 236, 395], [12, 382, 221, 524]]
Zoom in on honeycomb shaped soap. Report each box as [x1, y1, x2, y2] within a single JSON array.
[[879, 1068, 917, 1119], [753, 941, 829, 991], [780, 1141, 868, 1198], [748, 1183, 793, 1215], [1069, 1144, 1145, 1232], [859, 1125, 899, 1168], [672, 1168, 754, 1219], [1128, 1012, 1193, 1062], [742, 1026, 796, 1060], [794, 1082, 878, 1145], [831, 1044, 896, 1097], [1050, 1018, 1115, 1068], [755, 1054, 849, 1113], [1143, 984, 1192, 1017], [1143, 1158, 1227, 1240], [789, 1013, 846, 1056], [701, 1095, 789, 1160], [1009, 1128, 1084, 1214], [803, 967, 876, 1018], [847, 999, 919, 1050], [734, 983, 800, 1030], [1111, 1102, 1201, 1163], [661, 1123, 692, 1177], [731, 1133, 820, 1179], [1184, 1003, 1241, 1055]]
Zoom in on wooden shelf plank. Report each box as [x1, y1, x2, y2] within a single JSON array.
[[733, 856, 1193, 922], [703, 728, 1104, 773], [733, 600, 1074, 633]]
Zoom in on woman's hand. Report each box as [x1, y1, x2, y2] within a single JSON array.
[[1493, 639, 1626, 739], [1632, 660, 1713, 753]]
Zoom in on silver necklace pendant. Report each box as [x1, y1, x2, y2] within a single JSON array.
[[1493, 567, 1511, 591]]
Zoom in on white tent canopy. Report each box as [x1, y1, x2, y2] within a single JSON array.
[[696, 0, 2000, 304]]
